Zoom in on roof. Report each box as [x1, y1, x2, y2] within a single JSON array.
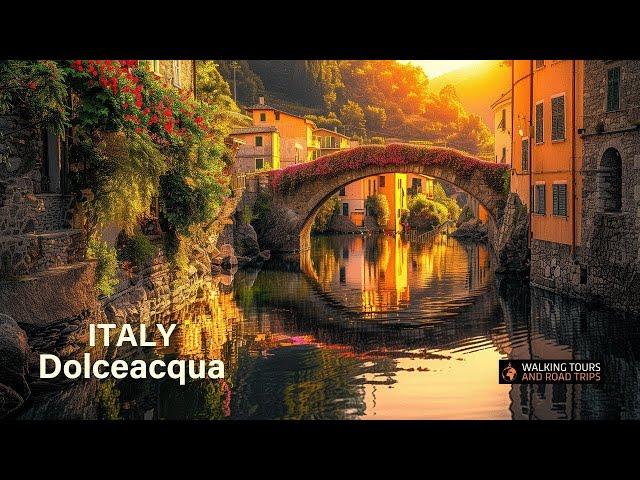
[[490, 90, 512, 110], [245, 103, 316, 127], [230, 126, 278, 135], [313, 127, 350, 139]]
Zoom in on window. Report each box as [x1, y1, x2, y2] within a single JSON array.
[[535, 60, 545, 69], [606, 67, 620, 112], [259, 113, 266, 122], [534, 184, 546, 215], [339, 186, 346, 196], [501, 147, 507, 163], [551, 95, 565, 141], [379, 175, 386, 188], [149, 60, 160, 74], [521, 138, 529, 172], [398, 178, 402, 189], [295, 149, 300, 163], [342, 203, 349, 216], [600, 147, 622, 212], [255, 136, 263, 147], [255, 158, 264, 170], [172, 60, 181, 88], [412, 178, 422, 193], [275, 111, 280, 121], [552, 183, 568, 216], [499, 108, 506, 131], [535, 102, 544, 144]]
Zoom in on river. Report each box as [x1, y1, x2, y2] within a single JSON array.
[[16, 233, 640, 420]]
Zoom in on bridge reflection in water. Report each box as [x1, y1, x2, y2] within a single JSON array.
[[18, 234, 640, 420]]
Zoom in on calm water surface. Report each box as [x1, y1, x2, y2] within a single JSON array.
[[18, 234, 640, 420]]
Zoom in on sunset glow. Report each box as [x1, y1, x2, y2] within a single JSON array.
[[399, 60, 488, 79]]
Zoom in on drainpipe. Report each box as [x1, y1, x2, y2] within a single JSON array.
[[528, 60, 534, 249], [571, 60, 577, 258], [511, 61, 514, 171]]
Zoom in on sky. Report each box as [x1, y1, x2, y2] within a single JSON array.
[[398, 60, 487, 79]]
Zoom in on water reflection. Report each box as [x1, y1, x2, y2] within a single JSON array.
[[16, 233, 640, 420]]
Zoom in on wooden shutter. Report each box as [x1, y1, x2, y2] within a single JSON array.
[[551, 96, 565, 141], [536, 185, 546, 214], [521, 139, 529, 171], [535, 103, 544, 143]]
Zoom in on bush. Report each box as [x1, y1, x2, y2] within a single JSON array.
[[433, 182, 461, 221], [365, 193, 390, 228], [408, 194, 449, 230], [118, 233, 156, 269], [313, 195, 340, 233], [87, 237, 119, 297]]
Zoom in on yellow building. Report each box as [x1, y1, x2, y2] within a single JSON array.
[[245, 97, 318, 167], [407, 174, 435, 198], [313, 128, 351, 159], [229, 126, 280, 173], [491, 90, 512, 164]]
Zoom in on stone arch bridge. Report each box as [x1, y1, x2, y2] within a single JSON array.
[[244, 144, 527, 272]]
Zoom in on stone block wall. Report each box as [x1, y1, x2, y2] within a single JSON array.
[[530, 240, 589, 299]]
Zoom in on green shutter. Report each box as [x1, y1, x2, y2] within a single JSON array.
[[607, 67, 620, 112], [553, 184, 559, 215], [521, 139, 529, 171]]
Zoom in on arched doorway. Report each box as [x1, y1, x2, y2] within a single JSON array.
[[600, 147, 622, 212]]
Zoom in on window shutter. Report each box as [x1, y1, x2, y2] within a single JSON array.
[[536, 185, 546, 215], [521, 139, 529, 171], [558, 184, 567, 216], [553, 184, 559, 215], [535, 103, 544, 143], [535, 60, 545, 69], [551, 96, 565, 141], [607, 67, 620, 112]]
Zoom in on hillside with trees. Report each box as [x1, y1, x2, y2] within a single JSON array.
[[216, 60, 494, 157]]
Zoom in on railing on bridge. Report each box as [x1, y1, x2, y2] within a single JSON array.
[[404, 220, 455, 244]]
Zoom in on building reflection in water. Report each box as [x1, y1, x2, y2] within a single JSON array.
[[16, 233, 640, 420]]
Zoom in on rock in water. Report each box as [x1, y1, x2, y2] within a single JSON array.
[[234, 224, 260, 258], [0, 314, 31, 417]]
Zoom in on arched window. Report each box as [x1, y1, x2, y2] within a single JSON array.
[[600, 147, 622, 212]]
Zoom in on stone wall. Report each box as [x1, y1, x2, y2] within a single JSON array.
[[578, 60, 640, 313]]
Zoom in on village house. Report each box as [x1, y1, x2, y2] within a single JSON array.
[[510, 60, 585, 296], [491, 90, 512, 165], [243, 97, 318, 168], [228, 126, 280, 173]]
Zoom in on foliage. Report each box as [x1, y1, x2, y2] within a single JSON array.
[[313, 195, 340, 233], [0, 60, 69, 137], [90, 131, 167, 234], [433, 181, 461, 221], [87, 237, 119, 297], [339, 100, 366, 137], [365, 193, 390, 228], [216, 60, 265, 106], [305, 112, 342, 131], [457, 204, 474, 226], [399, 208, 410, 224], [370, 136, 384, 145], [272, 143, 509, 196], [196, 60, 250, 127], [218, 60, 495, 155], [96, 380, 121, 420], [118, 233, 156, 268], [408, 194, 449, 230]]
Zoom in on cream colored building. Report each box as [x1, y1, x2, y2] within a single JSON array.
[[491, 90, 512, 164]]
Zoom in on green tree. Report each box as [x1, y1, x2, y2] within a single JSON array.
[[365, 193, 390, 228], [339, 100, 366, 137]]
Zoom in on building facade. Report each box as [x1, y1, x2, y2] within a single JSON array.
[[511, 60, 585, 295], [491, 90, 512, 164], [244, 97, 318, 168], [313, 128, 350, 159], [578, 60, 640, 312], [229, 126, 280, 173]]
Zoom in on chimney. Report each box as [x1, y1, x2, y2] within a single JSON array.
[[258, 96, 265, 105]]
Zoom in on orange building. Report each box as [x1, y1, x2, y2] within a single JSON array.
[[511, 60, 584, 288], [229, 125, 280, 173], [244, 97, 318, 168]]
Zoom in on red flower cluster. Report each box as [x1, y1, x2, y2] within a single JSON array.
[[270, 144, 509, 195], [69, 60, 211, 146]]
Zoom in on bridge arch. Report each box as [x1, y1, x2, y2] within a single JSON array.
[[258, 144, 510, 254]]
